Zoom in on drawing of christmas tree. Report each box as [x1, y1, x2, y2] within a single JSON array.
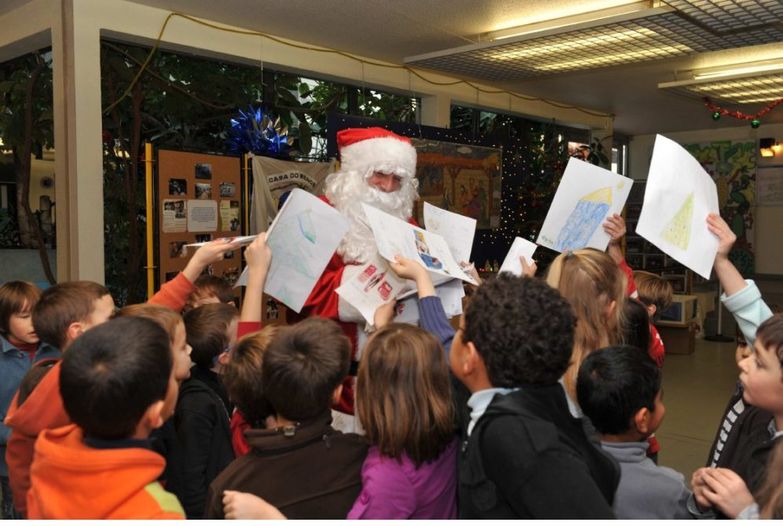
[[661, 192, 694, 251]]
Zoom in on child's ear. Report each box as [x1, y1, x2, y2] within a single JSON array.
[[65, 321, 85, 345], [217, 351, 231, 366], [331, 383, 344, 405], [606, 300, 618, 319], [462, 342, 480, 375], [143, 400, 166, 431], [633, 407, 652, 436], [647, 304, 657, 318]]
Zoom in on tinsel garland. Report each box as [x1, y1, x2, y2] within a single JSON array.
[[704, 96, 783, 128]]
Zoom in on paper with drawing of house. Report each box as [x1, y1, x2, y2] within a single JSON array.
[[499, 237, 538, 276], [423, 202, 476, 264], [636, 134, 719, 279], [536, 158, 633, 253], [361, 203, 477, 285], [235, 188, 349, 313]]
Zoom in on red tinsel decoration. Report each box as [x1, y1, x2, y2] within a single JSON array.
[[704, 96, 783, 121]]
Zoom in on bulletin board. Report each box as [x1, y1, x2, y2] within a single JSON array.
[[157, 149, 243, 288]]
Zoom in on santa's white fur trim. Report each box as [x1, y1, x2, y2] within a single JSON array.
[[339, 136, 417, 179]]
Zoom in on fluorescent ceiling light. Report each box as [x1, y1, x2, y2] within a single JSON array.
[[534, 44, 690, 72], [484, 1, 669, 41], [695, 62, 783, 80], [659, 66, 783, 105], [490, 27, 658, 60], [406, 0, 783, 81]]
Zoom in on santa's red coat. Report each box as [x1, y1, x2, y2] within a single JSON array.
[[287, 195, 416, 414]]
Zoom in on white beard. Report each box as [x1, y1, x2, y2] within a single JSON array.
[[324, 168, 419, 264]]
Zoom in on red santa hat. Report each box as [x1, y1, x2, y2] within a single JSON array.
[[337, 127, 417, 179]]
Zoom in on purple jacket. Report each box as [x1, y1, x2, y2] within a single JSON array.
[[347, 438, 458, 519]]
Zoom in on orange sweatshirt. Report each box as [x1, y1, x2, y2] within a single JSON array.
[[3, 272, 194, 514], [27, 424, 184, 519]]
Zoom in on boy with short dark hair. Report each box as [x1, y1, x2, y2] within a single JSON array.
[[174, 302, 238, 518], [455, 275, 619, 518], [577, 345, 707, 519], [693, 314, 783, 518], [26, 317, 184, 519], [205, 317, 367, 519]]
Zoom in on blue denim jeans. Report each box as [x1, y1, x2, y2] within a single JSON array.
[[1, 475, 18, 519]]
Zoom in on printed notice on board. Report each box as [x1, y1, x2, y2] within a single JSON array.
[[187, 199, 218, 232], [162, 199, 187, 233], [220, 200, 241, 232]]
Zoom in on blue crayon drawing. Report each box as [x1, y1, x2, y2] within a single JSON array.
[[555, 187, 612, 252]]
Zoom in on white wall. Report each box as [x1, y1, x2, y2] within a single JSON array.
[[629, 123, 783, 276]]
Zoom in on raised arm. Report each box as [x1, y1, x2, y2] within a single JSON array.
[[707, 213, 746, 297], [707, 213, 772, 344], [239, 233, 271, 324], [389, 256, 455, 354], [603, 213, 638, 298], [150, 239, 239, 311]]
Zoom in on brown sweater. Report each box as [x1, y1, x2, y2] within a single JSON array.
[[205, 413, 367, 519]]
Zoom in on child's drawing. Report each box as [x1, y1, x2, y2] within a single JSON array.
[[297, 209, 317, 244], [555, 187, 612, 252], [661, 192, 694, 251], [537, 158, 632, 254]]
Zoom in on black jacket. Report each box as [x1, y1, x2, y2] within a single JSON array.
[[458, 384, 619, 519], [708, 388, 774, 493], [172, 367, 235, 518]]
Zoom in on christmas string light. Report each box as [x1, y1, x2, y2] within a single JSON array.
[[704, 96, 783, 128]]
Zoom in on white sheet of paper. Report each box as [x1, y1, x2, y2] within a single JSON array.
[[636, 134, 719, 279], [499, 237, 538, 276], [361, 203, 476, 285], [423, 202, 476, 264], [335, 259, 411, 325], [393, 279, 465, 325], [186, 235, 258, 247], [235, 189, 349, 313], [536, 158, 633, 253], [187, 200, 218, 232]]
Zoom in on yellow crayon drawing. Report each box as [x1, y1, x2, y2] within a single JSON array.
[[661, 192, 693, 250]]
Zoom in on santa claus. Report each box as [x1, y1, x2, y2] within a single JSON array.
[[289, 127, 418, 415]]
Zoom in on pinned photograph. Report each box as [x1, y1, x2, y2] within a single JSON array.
[[195, 163, 212, 180], [220, 200, 241, 232], [195, 234, 212, 243], [162, 199, 187, 233], [219, 182, 236, 197], [196, 183, 212, 200], [169, 241, 187, 258], [168, 178, 187, 196]]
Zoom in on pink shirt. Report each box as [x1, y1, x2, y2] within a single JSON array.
[[347, 438, 458, 519]]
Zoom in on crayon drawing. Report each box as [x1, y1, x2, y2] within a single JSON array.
[[661, 192, 694, 251], [555, 187, 612, 252]]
